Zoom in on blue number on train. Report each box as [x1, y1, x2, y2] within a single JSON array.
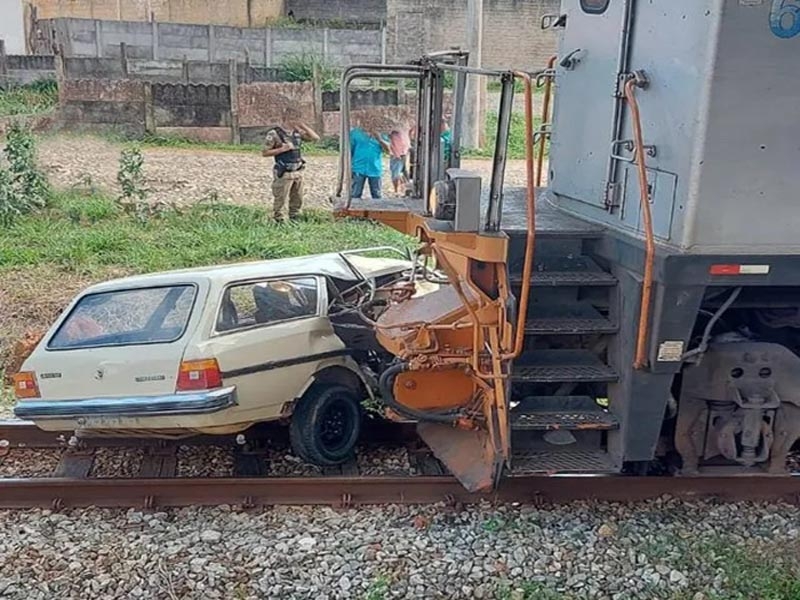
[[771, 0, 800, 38]]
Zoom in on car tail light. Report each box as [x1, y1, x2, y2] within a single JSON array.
[[12, 371, 40, 399], [176, 359, 223, 392]]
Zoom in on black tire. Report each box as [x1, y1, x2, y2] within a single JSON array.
[[290, 384, 362, 466]]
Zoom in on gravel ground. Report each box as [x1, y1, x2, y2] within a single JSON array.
[[0, 498, 797, 599], [36, 134, 534, 211]]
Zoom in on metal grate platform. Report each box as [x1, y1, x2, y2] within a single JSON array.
[[512, 350, 618, 383], [510, 448, 617, 474], [525, 302, 617, 334], [511, 396, 619, 431], [511, 255, 617, 287]]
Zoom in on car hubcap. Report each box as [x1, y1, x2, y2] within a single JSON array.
[[319, 399, 352, 452]]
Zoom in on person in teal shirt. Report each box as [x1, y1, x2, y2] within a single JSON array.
[[350, 127, 390, 199], [441, 118, 452, 164]]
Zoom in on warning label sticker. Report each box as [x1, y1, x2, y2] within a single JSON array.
[[657, 341, 685, 362]]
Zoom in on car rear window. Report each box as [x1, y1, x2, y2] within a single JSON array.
[[49, 285, 197, 350]]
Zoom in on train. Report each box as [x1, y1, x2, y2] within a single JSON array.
[[337, 0, 800, 490]]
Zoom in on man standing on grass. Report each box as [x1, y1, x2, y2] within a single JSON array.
[[350, 117, 390, 199], [262, 109, 320, 222]]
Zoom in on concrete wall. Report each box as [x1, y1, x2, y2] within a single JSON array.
[[285, 0, 386, 25], [386, 0, 559, 70], [58, 76, 407, 140], [61, 55, 281, 84], [37, 17, 384, 67], [28, 0, 285, 28], [1, 53, 56, 86]]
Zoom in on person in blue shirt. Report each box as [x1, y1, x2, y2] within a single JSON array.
[[350, 126, 390, 199]]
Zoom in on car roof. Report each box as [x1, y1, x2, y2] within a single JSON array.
[[82, 251, 407, 294], [85, 253, 363, 292]]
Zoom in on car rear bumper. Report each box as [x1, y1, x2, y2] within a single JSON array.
[[13, 386, 237, 420]]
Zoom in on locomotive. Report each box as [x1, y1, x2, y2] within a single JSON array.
[[336, 0, 800, 490]]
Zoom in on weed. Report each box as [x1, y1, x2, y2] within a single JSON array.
[[278, 53, 340, 91], [0, 79, 58, 117], [482, 516, 505, 532], [496, 581, 566, 600], [117, 145, 146, 202], [0, 122, 49, 225], [364, 575, 391, 600]]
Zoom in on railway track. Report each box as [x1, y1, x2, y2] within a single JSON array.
[[2, 419, 800, 509]]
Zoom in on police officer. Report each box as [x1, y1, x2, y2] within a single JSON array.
[[262, 109, 320, 222]]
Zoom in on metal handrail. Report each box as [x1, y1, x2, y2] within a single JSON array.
[[536, 55, 557, 187], [624, 74, 656, 369]]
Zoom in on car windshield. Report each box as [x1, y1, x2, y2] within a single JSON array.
[[49, 285, 197, 350]]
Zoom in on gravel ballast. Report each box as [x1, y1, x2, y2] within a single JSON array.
[[0, 498, 797, 599]]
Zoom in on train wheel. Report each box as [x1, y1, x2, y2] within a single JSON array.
[[290, 384, 362, 466]]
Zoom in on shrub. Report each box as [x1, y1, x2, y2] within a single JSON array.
[[278, 53, 340, 92], [0, 122, 49, 225]]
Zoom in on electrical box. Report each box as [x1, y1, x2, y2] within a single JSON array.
[[447, 168, 482, 232], [548, 0, 800, 255]]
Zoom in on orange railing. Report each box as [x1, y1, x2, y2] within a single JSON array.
[[624, 77, 656, 370], [536, 55, 557, 187]]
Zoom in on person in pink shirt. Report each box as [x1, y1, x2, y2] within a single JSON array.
[[388, 124, 410, 195]]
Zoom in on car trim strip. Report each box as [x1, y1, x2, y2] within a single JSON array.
[[221, 349, 353, 379], [14, 386, 237, 420]]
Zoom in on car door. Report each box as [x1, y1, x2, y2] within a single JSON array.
[[197, 275, 345, 417]]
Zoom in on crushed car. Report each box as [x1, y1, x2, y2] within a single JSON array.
[[12, 248, 413, 466]]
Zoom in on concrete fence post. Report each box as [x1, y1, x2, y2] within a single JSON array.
[[322, 28, 329, 63], [143, 82, 155, 134], [265, 28, 272, 67], [380, 23, 387, 64], [312, 62, 324, 136], [0, 40, 7, 78], [151, 20, 159, 60], [120, 42, 129, 76], [229, 59, 241, 145], [95, 20, 103, 57], [397, 78, 406, 105], [208, 25, 215, 63]]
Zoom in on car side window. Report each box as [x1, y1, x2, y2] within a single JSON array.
[[216, 277, 319, 333]]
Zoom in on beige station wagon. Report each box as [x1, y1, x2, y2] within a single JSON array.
[[13, 248, 411, 466]]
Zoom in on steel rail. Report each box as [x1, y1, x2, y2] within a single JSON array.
[[1, 474, 800, 509]]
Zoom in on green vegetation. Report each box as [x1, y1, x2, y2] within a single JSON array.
[[0, 79, 58, 117], [0, 122, 51, 225], [364, 575, 391, 600], [463, 111, 545, 161], [278, 53, 341, 92], [702, 541, 800, 600], [0, 192, 409, 275]]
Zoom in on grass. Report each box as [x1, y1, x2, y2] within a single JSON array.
[[463, 111, 545, 161], [0, 80, 58, 117], [0, 190, 410, 275]]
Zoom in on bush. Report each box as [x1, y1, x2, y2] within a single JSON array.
[[0, 79, 58, 117], [278, 53, 340, 92], [0, 122, 49, 225]]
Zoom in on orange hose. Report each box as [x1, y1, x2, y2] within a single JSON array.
[[624, 78, 655, 370], [504, 71, 535, 360], [536, 55, 556, 188]]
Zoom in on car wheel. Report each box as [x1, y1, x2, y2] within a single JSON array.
[[290, 384, 362, 466]]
